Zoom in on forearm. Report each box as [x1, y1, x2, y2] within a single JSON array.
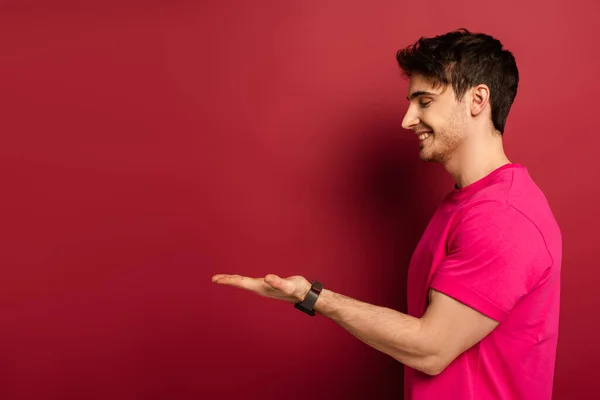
[[313, 289, 441, 375]]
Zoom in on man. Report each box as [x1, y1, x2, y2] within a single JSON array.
[[212, 28, 562, 399]]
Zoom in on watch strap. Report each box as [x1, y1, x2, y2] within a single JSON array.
[[294, 281, 323, 316]]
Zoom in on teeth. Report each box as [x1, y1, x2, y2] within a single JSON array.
[[418, 132, 432, 140]]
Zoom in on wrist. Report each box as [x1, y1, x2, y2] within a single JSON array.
[[294, 280, 324, 317], [297, 280, 312, 303]]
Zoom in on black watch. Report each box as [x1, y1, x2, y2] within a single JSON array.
[[294, 281, 323, 316]]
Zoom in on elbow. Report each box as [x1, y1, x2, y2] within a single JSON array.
[[414, 326, 453, 376], [412, 352, 450, 376], [391, 321, 454, 376], [420, 355, 447, 376], [392, 352, 448, 376]]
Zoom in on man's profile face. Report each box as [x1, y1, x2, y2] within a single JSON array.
[[401, 74, 468, 163]]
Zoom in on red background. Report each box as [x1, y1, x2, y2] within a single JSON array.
[[1, 1, 598, 399]]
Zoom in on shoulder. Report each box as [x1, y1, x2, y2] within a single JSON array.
[[450, 200, 550, 260], [452, 166, 553, 237], [452, 200, 532, 232]]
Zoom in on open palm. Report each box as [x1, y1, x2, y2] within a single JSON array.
[[212, 274, 311, 304]]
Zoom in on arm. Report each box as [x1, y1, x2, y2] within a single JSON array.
[[213, 203, 542, 374], [312, 287, 498, 375], [212, 273, 498, 376]]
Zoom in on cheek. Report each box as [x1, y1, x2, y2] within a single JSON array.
[[430, 107, 464, 132], [420, 111, 444, 132]]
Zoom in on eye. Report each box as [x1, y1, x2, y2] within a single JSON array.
[[419, 100, 432, 108]]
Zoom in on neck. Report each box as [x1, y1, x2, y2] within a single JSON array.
[[444, 132, 511, 189]]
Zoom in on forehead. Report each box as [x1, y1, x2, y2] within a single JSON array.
[[406, 74, 444, 97], [406, 74, 454, 100]]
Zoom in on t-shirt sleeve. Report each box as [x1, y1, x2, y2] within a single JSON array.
[[430, 201, 552, 323]]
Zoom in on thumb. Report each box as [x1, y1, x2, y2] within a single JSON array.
[[264, 274, 289, 292]]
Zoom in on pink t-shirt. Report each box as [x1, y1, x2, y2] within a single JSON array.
[[405, 163, 562, 400]]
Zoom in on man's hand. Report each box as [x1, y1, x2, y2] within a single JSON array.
[[212, 274, 311, 304]]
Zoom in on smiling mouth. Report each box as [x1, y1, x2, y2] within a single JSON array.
[[418, 132, 432, 141]]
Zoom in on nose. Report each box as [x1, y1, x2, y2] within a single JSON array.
[[401, 104, 419, 131]]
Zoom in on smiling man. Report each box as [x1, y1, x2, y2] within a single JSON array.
[[212, 29, 562, 400]]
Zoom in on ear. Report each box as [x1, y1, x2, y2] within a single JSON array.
[[469, 84, 490, 117]]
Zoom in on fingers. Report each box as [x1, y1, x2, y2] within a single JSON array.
[[213, 274, 286, 293], [212, 274, 258, 291], [212, 274, 247, 284], [212, 274, 238, 283]]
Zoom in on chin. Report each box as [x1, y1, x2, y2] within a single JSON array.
[[418, 150, 435, 162], [419, 149, 445, 163]]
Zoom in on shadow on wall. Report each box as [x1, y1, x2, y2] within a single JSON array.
[[319, 111, 441, 400], [337, 110, 440, 307]]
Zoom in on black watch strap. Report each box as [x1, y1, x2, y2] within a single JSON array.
[[294, 281, 323, 316]]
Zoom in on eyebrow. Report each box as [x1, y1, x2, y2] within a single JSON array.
[[407, 91, 438, 101]]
